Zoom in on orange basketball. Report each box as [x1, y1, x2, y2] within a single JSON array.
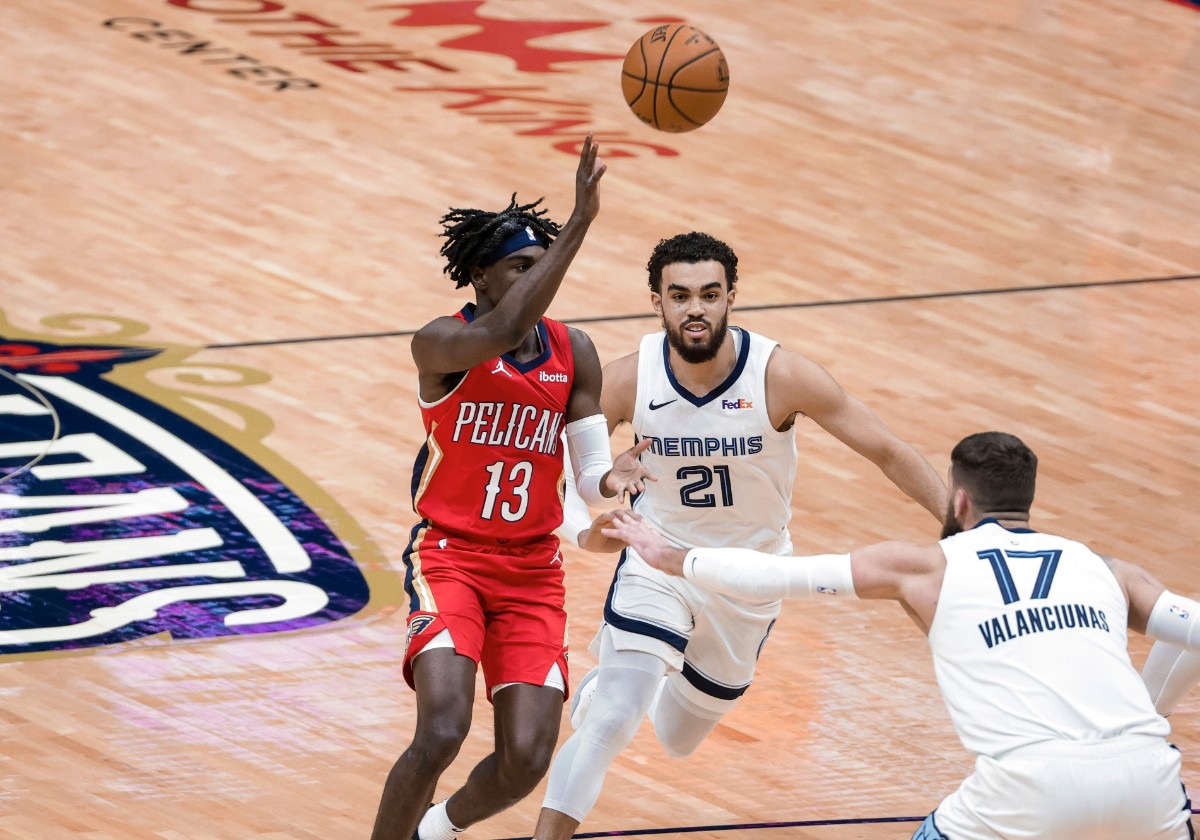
[[621, 24, 729, 133]]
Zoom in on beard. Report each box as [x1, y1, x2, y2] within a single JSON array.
[[664, 311, 730, 364], [940, 500, 963, 540]]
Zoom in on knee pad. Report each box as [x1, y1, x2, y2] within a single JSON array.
[[581, 684, 651, 750]]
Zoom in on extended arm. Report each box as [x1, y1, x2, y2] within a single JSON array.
[[768, 350, 947, 522], [564, 330, 654, 505], [556, 342, 654, 549], [411, 136, 606, 378], [1104, 555, 1200, 715], [601, 512, 944, 632], [601, 510, 855, 600], [1142, 642, 1200, 716], [1136, 578, 1200, 715]]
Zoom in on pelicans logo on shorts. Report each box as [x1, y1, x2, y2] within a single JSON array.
[[0, 314, 382, 658], [404, 614, 437, 658]]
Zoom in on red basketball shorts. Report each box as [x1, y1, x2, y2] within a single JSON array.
[[401, 522, 569, 701]]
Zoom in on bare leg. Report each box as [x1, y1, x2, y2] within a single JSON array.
[[534, 807, 581, 840], [370, 649, 476, 840], [444, 683, 564, 828]]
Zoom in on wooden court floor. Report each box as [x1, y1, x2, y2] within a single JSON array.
[[2, 1, 1200, 838]]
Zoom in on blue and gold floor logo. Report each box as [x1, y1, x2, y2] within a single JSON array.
[[0, 314, 377, 657]]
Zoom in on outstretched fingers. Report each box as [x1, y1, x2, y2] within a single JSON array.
[[576, 133, 601, 181], [574, 134, 605, 219], [609, 439, 657, 502], [599, 510, 652, 546]]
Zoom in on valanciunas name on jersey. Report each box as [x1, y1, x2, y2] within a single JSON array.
[[979, 602, 1111, 650]]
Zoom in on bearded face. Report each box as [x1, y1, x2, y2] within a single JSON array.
[[655, 260, 734, 366], [940, 498, 964, 540], [663, 307, 730, 364]]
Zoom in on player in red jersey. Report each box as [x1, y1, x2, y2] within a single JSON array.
[[370, 137, 651, 840]]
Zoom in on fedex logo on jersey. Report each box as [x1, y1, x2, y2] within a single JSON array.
[[721, 398, 753, 410], [450, 401, 564, 454]]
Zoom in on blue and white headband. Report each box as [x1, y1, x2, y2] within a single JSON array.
[[480, 226, 548, 267]]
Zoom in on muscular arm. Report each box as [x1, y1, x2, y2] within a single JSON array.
[[599, 351, 639, 435], [766, 349, 947, 522], [601, 512, 944, 632], [559, 340, 653, 548], [849, 541, 945, 633], [1102, 554, 1169, 635], [565, 327, 604, 424], [1102, 554, 1200, 715], [411, 136, 605, 382]]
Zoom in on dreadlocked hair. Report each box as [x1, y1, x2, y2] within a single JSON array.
[[438, 194, 560, 288]]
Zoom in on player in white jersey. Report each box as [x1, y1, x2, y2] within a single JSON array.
[[603, 431, 1196, 840], [534, 232, 948, 840]]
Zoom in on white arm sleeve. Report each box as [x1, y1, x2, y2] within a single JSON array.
[[566, 414, 612, 507], [555, 434, 594, 548], [1145, 590, 1200, 649], [1142, 591, 1200, 715], [1141, 642, 1200, 716], [683, 548, 857, 602]]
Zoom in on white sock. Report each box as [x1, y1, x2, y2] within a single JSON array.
[[417, 800, 463, 840]]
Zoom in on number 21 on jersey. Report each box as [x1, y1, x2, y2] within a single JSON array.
[[678, 465, 733, 508]]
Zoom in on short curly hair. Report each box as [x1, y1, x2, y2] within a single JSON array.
[[438, 194, 560, 288], [646, 231, 739, 293]]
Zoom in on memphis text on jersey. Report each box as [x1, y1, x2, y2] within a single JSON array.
[[643, 435, 764, 458]]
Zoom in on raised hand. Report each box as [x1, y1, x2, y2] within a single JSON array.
[[604, 438, 657, 503], [574, 133, 606, 223]]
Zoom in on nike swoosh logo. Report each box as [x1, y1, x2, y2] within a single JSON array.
[[648, 399, 677, 411]]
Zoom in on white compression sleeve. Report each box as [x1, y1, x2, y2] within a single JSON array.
[[556, 435, 593, 548], [1141, 642, 1200, 716], [566, 414, 611, 507], [1145, 590, 1200, 649], [1142, 591, 1200, 715], [683, 548, 856, 602], [542, 631, 666, 822]]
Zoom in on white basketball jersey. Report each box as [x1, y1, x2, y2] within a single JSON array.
[[930, 520, 1168, 758], [630, 328, 797, 553]]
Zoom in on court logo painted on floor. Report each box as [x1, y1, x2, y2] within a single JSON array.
[[0, 314, 380, 658]]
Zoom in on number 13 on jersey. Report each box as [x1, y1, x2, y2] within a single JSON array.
[[481, 459, 533, 522]]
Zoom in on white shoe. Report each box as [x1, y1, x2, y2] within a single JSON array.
[[569, 668, 600, 730]]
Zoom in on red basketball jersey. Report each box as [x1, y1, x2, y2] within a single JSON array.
[[411, 305, 575, 544]]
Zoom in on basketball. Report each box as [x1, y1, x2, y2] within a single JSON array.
[[621, 24, 729, 133]]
